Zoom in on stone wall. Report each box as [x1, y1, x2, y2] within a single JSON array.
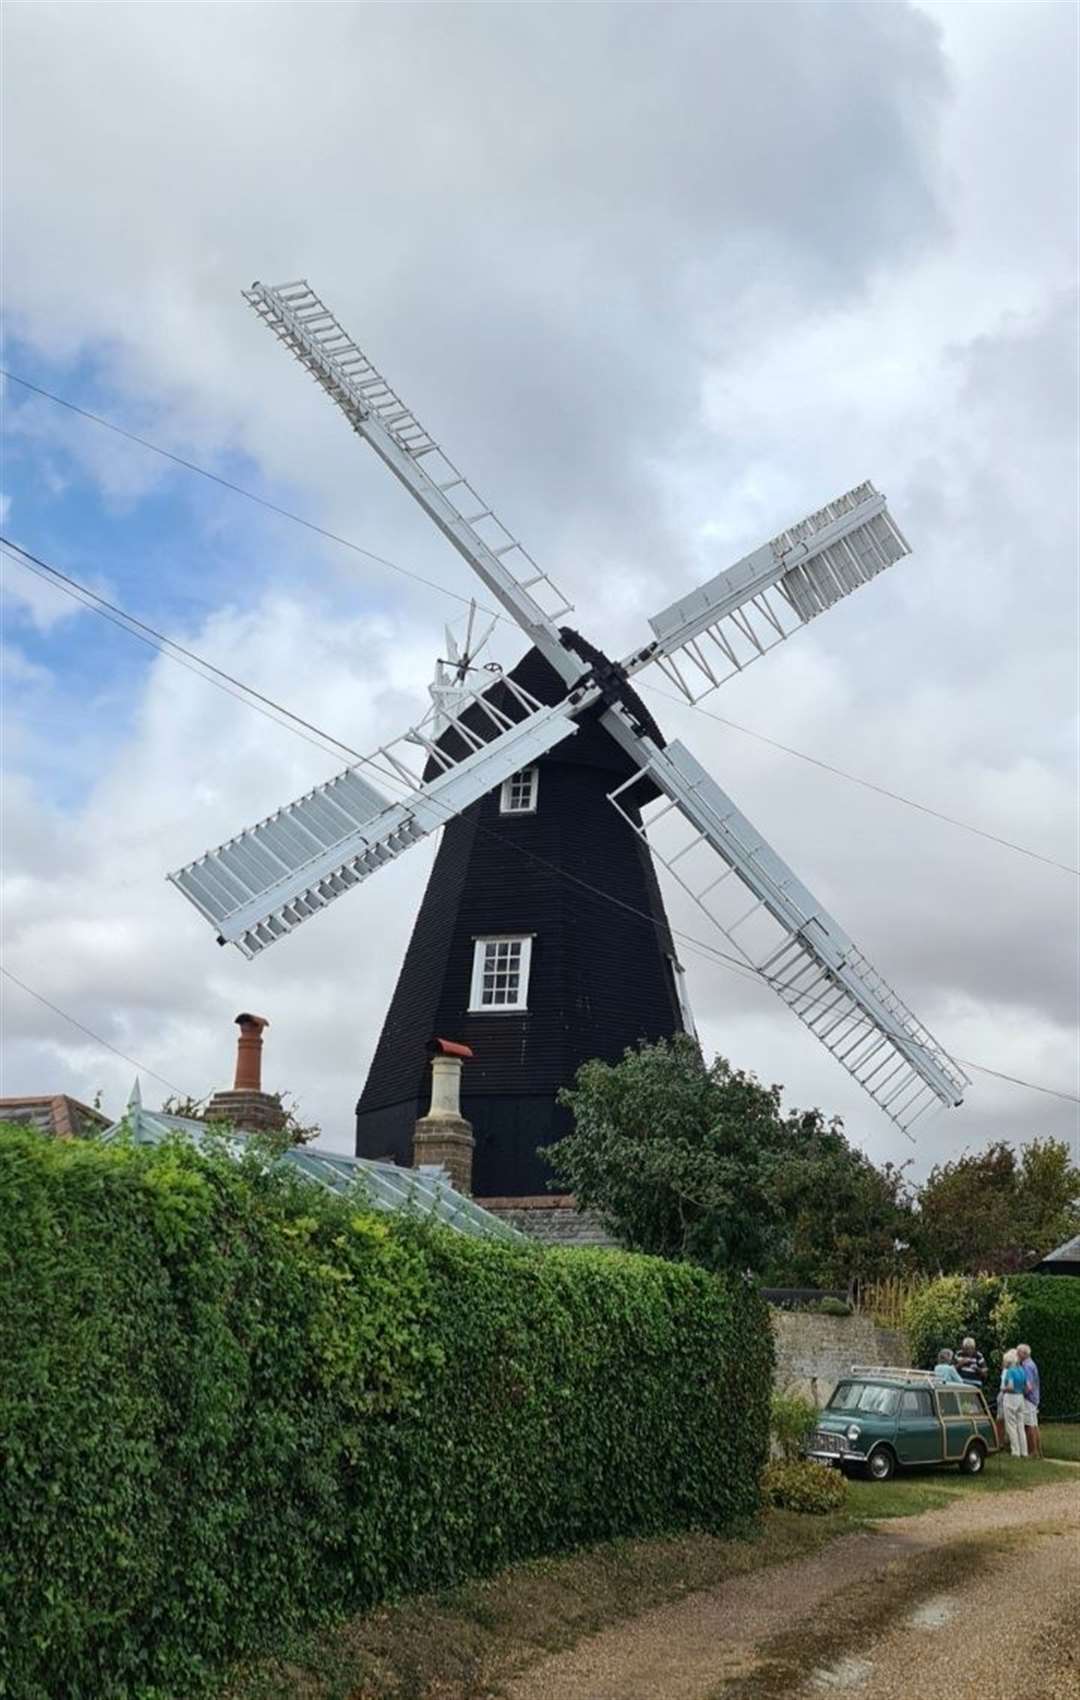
[[772, 1310, 911, 1405]]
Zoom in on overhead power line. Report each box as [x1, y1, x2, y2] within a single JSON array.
[[3, 540, 1077, 1123], [1, 538, 363, 765], [0, 966, 191, 1098], [1, 369, 504, 622], [645, 687, 1079, 879], [7, 366, 1075, 879]]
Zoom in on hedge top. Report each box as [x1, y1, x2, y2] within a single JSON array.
[[101, 1079, 522, 1242]]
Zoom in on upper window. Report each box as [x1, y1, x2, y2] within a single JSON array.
[[937, 1391, 961, 1417], [469, 936, 533, 1012], [499, 767, 538, 815]]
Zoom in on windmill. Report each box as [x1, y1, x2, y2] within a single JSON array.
[[169, 280, 968, 1193]]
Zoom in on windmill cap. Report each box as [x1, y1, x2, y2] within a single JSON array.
[[428, 1037, 473, 1059]]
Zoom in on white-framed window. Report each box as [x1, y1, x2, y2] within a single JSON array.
[[469, 935, 534, 1012], [669, 955, 698, 1038], [499, 767, 539, 815]]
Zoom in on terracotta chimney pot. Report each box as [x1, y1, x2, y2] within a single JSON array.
[[234, 1012, 269, 1092]]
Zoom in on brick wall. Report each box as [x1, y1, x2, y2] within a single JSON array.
[[772, 1311, 911, 1405]]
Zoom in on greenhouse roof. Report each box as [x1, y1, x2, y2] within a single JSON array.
[[102, 1081, 524, 1245]]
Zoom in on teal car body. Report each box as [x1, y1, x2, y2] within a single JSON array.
[[805, 1367, 999, 1481]]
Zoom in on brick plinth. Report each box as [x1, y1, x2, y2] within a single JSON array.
[[412, 1116, 475, 1195], [205, 1089, 286, 1133]]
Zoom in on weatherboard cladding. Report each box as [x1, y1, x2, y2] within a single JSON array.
[[356, 643, 685, 1196]]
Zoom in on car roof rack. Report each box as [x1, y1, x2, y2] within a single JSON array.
[[847, 1364, 940, 1384]]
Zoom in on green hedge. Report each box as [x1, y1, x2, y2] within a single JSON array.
[[0, 1126, 772, 1699], [905, 1272, 1080, 1421], [1007, 1275, 1080, 1422]]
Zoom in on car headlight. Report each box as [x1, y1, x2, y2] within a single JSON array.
[[846, 1424, 862, 1446]]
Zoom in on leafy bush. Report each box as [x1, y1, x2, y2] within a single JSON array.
[[0, 1126, 772, 1699], [905, 1273, 1006, 1385], [812, 1296, 853, 1317], [1007, 1275, 1080, 1421], [906, 1273, 1080, 1419], [771, 1390, 820, 1461], [761, 1459, 847, 1514]]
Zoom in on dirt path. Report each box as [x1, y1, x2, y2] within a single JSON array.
[[500, 1474, 1080, 1700]]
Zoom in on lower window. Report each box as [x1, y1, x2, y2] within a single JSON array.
[[469, 935, 533, 1012]]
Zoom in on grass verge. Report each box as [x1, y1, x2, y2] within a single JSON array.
[[223, 1451, 1070, 1700], [1040, 1422, 1080, 1462], [222, 1514, 847, 1700]]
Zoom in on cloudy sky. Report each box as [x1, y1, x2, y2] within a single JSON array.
[[2, 1, 1077, 1173]]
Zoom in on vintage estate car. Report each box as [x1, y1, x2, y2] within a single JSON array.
[[805, 1364, 999, 1481]]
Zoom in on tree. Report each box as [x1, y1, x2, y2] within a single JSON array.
[[765, 1120, 914, 1290], [547, 1036, 790, 1272], [547, 1037, 910, 1283], [910, 1138, 1080, 1275]]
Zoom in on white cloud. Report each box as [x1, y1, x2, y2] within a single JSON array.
[[1, 2, 1076, 1174]]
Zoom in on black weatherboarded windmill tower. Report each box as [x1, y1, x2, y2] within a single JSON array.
[[169, 281, 969, 1192]]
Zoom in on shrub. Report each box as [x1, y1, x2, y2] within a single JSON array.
[[905, 1273, 1007, 1386], [812, 1296, 853, 1317], [771, 1390, 820, 1461], [761, 1459, 847, 1514], [905, 1273, 1080, 1418], [0, 1126, 772, 1699], [1007, 1275, 1080, 1421]]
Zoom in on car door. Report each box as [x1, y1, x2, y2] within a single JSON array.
[[955, 1385, 996, 1450], [897, 1387, 942, 1465], [936, 1389, 973, 1460]]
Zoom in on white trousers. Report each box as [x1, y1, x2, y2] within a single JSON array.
[[1003, 1392, 1028, 1457]]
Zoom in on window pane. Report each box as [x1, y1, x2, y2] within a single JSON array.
[[856, 1385, 899, 1416], [937, 1392, 960, 1417]]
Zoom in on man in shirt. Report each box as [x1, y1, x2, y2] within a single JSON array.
[[934, 1348, 963, 1384], [955, 1336, 988, 1396], [1017, 1343, 1041, 1456]]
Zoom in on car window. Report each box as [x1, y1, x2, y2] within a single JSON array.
[[827, 1382, 865, 1411], [937, 1391, 961, 1416], [855, 1384, 900, 1416], [957, 1389, 984, 1416], [900, 1390, 933, 1417]]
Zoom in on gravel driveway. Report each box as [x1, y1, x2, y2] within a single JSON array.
[[500, 1474, 1080, 1700]]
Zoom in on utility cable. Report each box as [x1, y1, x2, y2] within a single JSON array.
[[1, 539, 362, 765], [7, 366, 1073, 879], [0, 966, 192, 1098], [5, 541, 1076, 1121], [1, 369, 505, 623], [645, 686, 1079, 879]]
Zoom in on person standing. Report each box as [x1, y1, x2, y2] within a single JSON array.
[[955, 1336, 988, 1394], [1017, 1343, 1042, 1457], [1000, 1349, 1028, 1458], [934, 1348, 963, 1383]]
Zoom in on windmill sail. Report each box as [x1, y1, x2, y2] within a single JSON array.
[[607, 731, 968, 1134], [170, 679, 579, 959], [244, 280, 584, 688], [624, 483, 910, 703]]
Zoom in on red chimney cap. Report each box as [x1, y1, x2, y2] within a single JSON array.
[[235, 1012, 269, 1031], [428, 1037, 473, 1059]]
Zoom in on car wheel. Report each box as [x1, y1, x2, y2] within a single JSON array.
[[959, 1441, 986, 1475], [867, 1446, 896, 1482]]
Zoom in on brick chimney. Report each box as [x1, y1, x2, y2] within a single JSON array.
[[205, 1013, 287, 1133], [412, 1038, 475, 1194]]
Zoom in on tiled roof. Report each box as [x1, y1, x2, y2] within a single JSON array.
[[0, 1095, 110, 1138], [475, 1195, 619, 1249], [1033, 1232, 1080, 1270], [101, 1082, 524, 1245]]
